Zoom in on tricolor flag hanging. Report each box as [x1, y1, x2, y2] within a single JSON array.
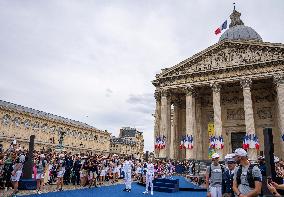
[[254, 135, 260, 150], [215, 20, 228, 35], [242, 135, 249, 150], [209, 136, 216, 149], [187, 135, 193, 149], [155, 136, 161, 149]]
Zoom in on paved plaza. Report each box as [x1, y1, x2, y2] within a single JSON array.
[[20, 183, 206, 197]]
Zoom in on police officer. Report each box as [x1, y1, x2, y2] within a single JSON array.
[[206, 153, 223, 197], [222, 154, 236, 197]]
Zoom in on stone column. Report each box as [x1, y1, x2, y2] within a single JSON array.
[[171, 100, 181, 159], [240, 78, 257, 160], [185, 86, 195, 159], [154, 90, 161, 158], [273, 74, 284, 155], [211, 82, 223, 158], [160, 89, 171, 159], [195, 95, 203, 160]]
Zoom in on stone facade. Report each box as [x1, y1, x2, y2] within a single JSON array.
[[153, 10, 284, 160], [0, 100, 110, 154], [110, 127, 144, 159]]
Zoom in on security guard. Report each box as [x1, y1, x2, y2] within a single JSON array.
[[222, 154, 236, 197]]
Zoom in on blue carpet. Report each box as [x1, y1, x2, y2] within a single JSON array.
[[22, 183, 206, 197], [171, 176, 204, 190]]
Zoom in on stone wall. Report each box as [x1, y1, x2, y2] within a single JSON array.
[[0, 106, 110, 154]]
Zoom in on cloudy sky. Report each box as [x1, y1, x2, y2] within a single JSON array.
[[0, 0, 283, 151]]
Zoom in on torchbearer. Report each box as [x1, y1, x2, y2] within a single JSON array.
[[122, 156, 133, 192], [143, 159, 155, 195]]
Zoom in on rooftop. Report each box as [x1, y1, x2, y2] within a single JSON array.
[[0, 100, 108, 133]]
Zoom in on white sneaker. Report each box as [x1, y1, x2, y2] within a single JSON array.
[[151, 191, 153, 195], [143, 191, 148, 194], [38, 191, 42, 194]]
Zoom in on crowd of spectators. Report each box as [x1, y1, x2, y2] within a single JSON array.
[[0, 141, 283, 197]]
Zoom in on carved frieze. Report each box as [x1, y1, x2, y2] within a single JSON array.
[[257, 107, 272, 119], [161, 44, 284, 78], [221, 94, 243, 105], [254, 94, 274, 103], [227, 108, 245, 120], [159, 62, 284, 87]]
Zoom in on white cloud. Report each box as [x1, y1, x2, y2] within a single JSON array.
[[0, 0, 283, 151]]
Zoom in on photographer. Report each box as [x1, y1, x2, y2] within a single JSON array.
[[267, 181, 284, 196], [267, 156, 284, 196]]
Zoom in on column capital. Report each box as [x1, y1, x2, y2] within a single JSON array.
[[173, 98, 183, 107], [160, 89, 171, 97], [154, 90, 161, 100], [210, 82, 221, 93], [184, 85, 195, 96], [240, 78, 252, 89], [273, 73, 284, 87]]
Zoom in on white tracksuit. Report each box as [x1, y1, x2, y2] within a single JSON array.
[[123, 160, 133, 190], [145, 163, 155, 192]]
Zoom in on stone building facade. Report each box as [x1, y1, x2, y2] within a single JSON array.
[[110, 127, 144, 159], [0, 100, 111, 154], [153, 9, 284, 160]]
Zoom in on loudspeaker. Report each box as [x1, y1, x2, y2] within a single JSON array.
[[145, 151, 149, 162], [22, 135, 35, 179], [263, 128, 276, 179], [262, 128, 276, 195]]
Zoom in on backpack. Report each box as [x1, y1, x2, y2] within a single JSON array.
[[236, 164, 255, 188], [209, 164, 225, 178]]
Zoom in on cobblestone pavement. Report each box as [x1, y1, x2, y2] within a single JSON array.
[[1, 180, 125, 197]]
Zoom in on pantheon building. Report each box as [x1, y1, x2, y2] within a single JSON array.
[[153, 9, 284, 160]]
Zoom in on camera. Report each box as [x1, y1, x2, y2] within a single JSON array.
[[267, 176, 272, 184]]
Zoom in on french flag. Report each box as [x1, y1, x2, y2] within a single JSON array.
[[242, 135, 249, 150], [215, 20, 227, 35], [254, 135, 260, 150]]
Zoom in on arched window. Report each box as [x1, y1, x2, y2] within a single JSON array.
[[13, 117, 21, 127], [32, 121, 40, 129], [41, 123, 48, 132], [2, 114, 11, 126], [23, 119, 31, 128], [50, 125, 56, 134], [65, 128, 70, 136]]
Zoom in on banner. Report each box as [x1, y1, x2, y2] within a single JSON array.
[[208, 123, 214, 137], [208, 122, 215, 159]]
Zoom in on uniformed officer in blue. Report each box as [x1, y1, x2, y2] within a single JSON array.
[[222, 154, 236, 197]]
